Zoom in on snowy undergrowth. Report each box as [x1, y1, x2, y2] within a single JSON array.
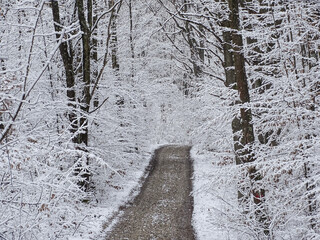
[[191, 146, 238, 240], [68, 144, 164, 240]]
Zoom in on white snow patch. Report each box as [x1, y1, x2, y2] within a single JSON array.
[[191, 147, 237, 240]]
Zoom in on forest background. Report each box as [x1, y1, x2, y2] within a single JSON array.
[[0, 0, 319, 239]]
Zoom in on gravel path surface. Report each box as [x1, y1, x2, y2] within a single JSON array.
[[105, 145, 195, 240]]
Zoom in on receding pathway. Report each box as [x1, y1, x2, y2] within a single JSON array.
[[105, 145, 195, 240]]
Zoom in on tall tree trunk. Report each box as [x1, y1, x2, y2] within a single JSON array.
[[91, 0, 99, 108], [76, 0, 92, 191], [52, 0, 91, 192], [219, 10, 244, 200], [76, 0, 91, 146], [109, 0, 123, 107], [227, 0, 268, 234], [51, 0, 77, 140], [129, 0, 134, 61], [110, 0, 120, 72], [182, 0, 204, 96]]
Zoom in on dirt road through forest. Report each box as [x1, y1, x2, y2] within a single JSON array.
[[105, 145, 195, 240]]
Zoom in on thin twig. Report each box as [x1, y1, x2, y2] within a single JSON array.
[[88, 97, 109, 114]]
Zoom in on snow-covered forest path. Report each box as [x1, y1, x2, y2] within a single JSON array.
[[105, 145, 195, 240]]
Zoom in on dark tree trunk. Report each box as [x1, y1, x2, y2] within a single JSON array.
[[227, 0, 269, 234], [52, 0, 91, 192], [91, 0, 99, 108], [182, 0, 204, 96], [109, 0, 120, 72], [219, 9, 242, 163], [129, 0, 135, 78], [51, 0, 77, 139], [219, 3, 247, 209], [109, 0, 123, 107], [129, 0, 134, 60], [76, 0, 92, 191], [228, 0, 254, 163]]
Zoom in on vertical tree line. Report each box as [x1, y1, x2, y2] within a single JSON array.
[[158, 0, 319, 238], [0, 0, 163, 238]]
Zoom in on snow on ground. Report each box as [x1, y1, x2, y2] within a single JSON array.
[[191, 146, 237, 240], [69, 143, 238, 240], [68, 144, 164, 240]]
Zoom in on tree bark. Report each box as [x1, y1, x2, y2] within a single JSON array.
[[76, 0, 91, 146], [129, 0, 135, 78], [228, 0, 254, 162], [109, 0, 123, 108], [110, 0, 120, 72], [227, 0, 269, 234], [75, 0, 92, 191], [129, 0, 134, 61], [91, 0, 99, 108], [51, 0, 77, 140]]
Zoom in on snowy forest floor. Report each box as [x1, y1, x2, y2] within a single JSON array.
[[69, 145, 235, 240], [191, 147, 237, 240], [104, 145, 195, 239]]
